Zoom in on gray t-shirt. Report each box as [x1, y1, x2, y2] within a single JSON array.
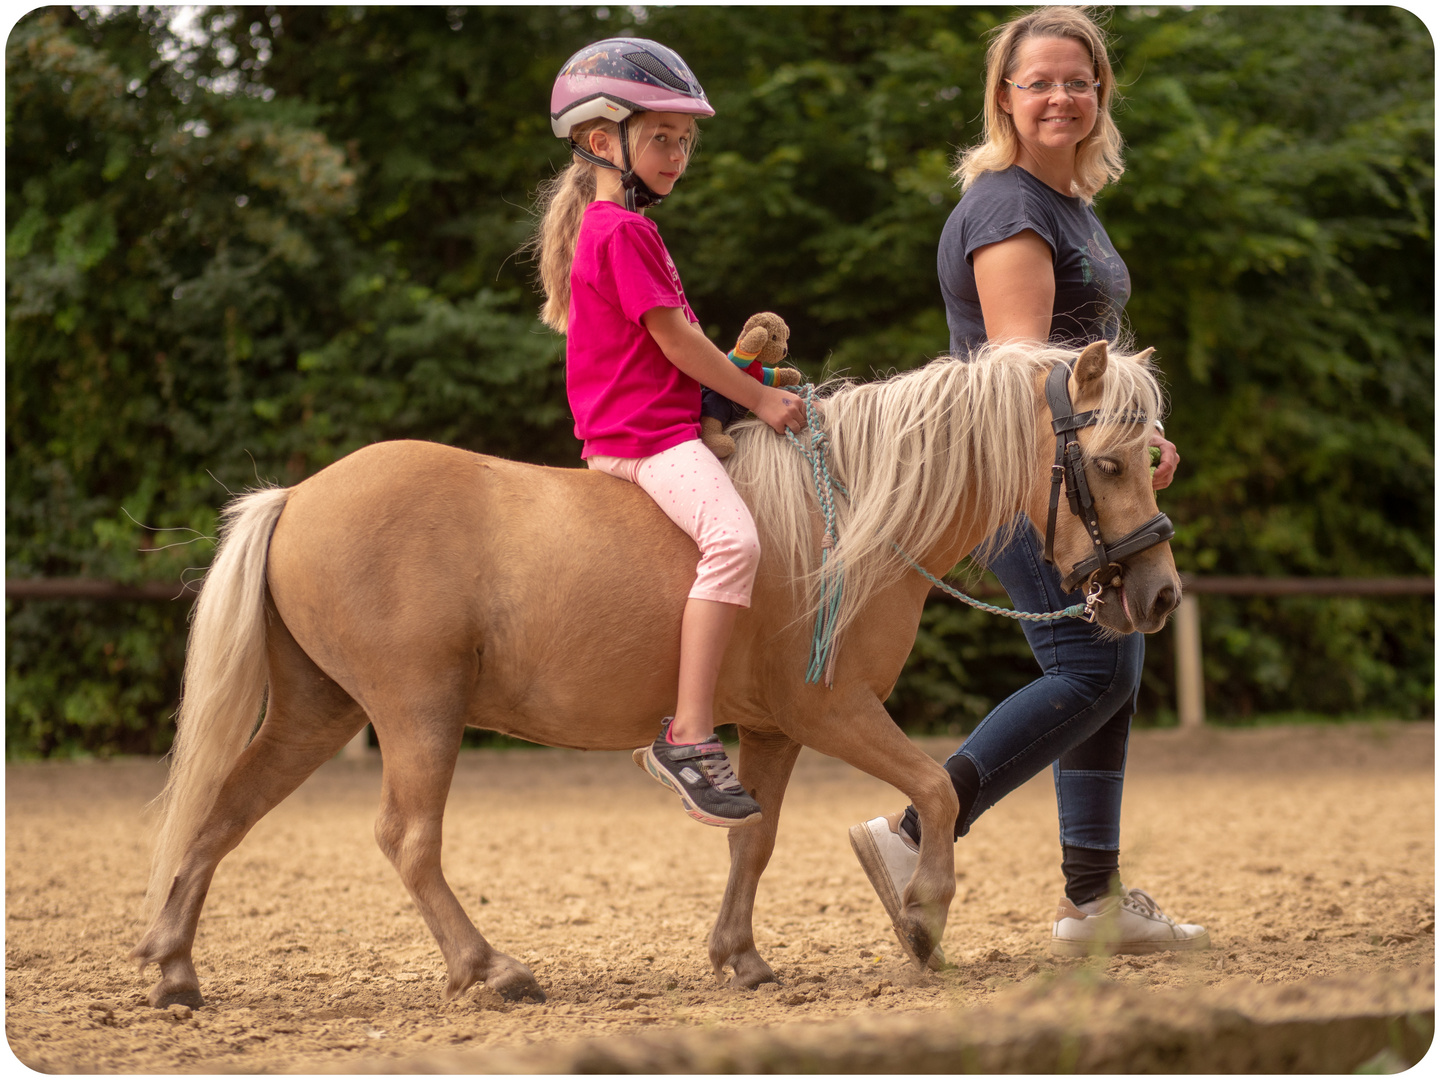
[[937, 166, 1130, 355]]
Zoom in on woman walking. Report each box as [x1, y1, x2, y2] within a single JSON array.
[[849, 6, 1207, 964]]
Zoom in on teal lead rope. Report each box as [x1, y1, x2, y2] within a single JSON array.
[[889, 546, 1097, 623], [785, 385, 849, 685], [784, 383, 1104, 687]]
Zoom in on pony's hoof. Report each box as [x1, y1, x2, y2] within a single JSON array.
[[730, 969, 778, 990], [894, 915, 937, 970], [490, 968, 546, 1004], [719, 950, 777, 989], [150, 986, 205, 1010], [499, 982, 546, 1004]]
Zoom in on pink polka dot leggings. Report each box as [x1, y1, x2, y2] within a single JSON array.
[[587, 439, 761, 607]]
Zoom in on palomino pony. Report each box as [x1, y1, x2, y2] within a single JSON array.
[[131, 340, 1179, 1008]]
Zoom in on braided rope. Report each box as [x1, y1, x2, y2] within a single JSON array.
[[785, 386, 847, 684], [890, 546, 1091, 622], [782, 383, 1097, 687]]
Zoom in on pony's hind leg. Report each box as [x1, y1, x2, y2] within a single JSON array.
[[709, 726, 803, 989], [131, 610, 367, 1008], [368, 704, 546, 1004]]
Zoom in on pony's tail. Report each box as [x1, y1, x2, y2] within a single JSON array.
[[142, 486, 291, 921]]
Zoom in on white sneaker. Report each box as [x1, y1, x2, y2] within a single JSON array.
[[847, 811, 946, 970], [1050, 886, 1210, 956]]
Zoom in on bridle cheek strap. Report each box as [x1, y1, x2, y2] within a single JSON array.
[[1041, 361, 1175, 595]]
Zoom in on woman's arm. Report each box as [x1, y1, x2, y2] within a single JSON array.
[[642, 306, 806, 434], [973, 230, 1180, 489], [972, 229, 1056, 342]]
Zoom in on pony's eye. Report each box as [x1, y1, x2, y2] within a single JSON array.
[[1093, 458, 1122, 477]]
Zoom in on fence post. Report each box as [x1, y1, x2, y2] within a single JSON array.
[[1174, 594, 1205, 727]]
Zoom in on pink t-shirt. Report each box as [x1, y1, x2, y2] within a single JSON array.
[[567, 200, 700, 459]]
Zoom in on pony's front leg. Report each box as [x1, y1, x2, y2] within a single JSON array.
[[709, 727, 803, 989], [370, 721, 545, 1004], [792, 690, 958, 967]]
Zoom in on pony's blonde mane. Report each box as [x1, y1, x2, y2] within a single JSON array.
[[725, 340, 1163, 648]]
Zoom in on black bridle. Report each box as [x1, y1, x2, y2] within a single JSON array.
[[1042, 361, 1176, 599]]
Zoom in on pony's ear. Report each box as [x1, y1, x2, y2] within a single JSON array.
[[1134, 346, 1155, 363], [1074, 340, 1109, 390]]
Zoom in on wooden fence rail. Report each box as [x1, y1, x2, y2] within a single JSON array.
[[1168, 575, 1433, 726], [11, 575, 1432, 603], [1178, 576, 1434, 597], [8, 574, 1433, 729], [919, 574, 1434, 727], [5, 578, 200, 601]]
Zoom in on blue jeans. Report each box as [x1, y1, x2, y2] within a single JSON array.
[[950, 519, 1142, 850]]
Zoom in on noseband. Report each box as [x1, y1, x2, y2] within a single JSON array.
[[1042, 361, 1175, 597]]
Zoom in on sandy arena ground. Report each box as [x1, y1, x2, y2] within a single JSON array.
[[5, 721, 1434, 1072]]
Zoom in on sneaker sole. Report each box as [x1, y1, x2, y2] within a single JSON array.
[[847, 822, 945, 971], [1048, 928, 1212, 957], [639, 747, 762, 829]]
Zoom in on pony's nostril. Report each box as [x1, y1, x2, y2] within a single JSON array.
[[1153, 583, 1179, 619]]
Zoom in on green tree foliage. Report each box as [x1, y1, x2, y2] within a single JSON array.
[[1108, 5, 1434, 717], [6, 6, 1433, 756]]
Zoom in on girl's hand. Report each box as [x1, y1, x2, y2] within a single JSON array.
[[643, 306, 807, 434], [1150, 432, 1179, 490], [753, 384, 807, 435]]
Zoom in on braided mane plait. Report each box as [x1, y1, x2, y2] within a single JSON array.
[[724, 341, 1162, 647]]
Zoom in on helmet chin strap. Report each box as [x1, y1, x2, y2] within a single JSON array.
[[569, 118, 666, 212]]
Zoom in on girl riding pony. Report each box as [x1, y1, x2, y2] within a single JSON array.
[[532, 39, 806, 828]]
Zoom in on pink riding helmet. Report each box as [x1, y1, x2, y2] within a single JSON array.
[[550, 37, 714, 139]]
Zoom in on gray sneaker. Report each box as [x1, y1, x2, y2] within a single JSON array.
[[1050, 886, 1210, 956], [847, 811, 946, 970], [642, 718, 762, 828]]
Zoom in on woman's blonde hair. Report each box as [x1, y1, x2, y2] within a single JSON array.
[[953, 6, 1124, 202], [528, 116, 697, 334]]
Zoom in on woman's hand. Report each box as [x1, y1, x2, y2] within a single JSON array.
[[1150, 431, 1179, 490]]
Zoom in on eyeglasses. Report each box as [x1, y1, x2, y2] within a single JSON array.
[[1006, 79, 1100, 96]]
